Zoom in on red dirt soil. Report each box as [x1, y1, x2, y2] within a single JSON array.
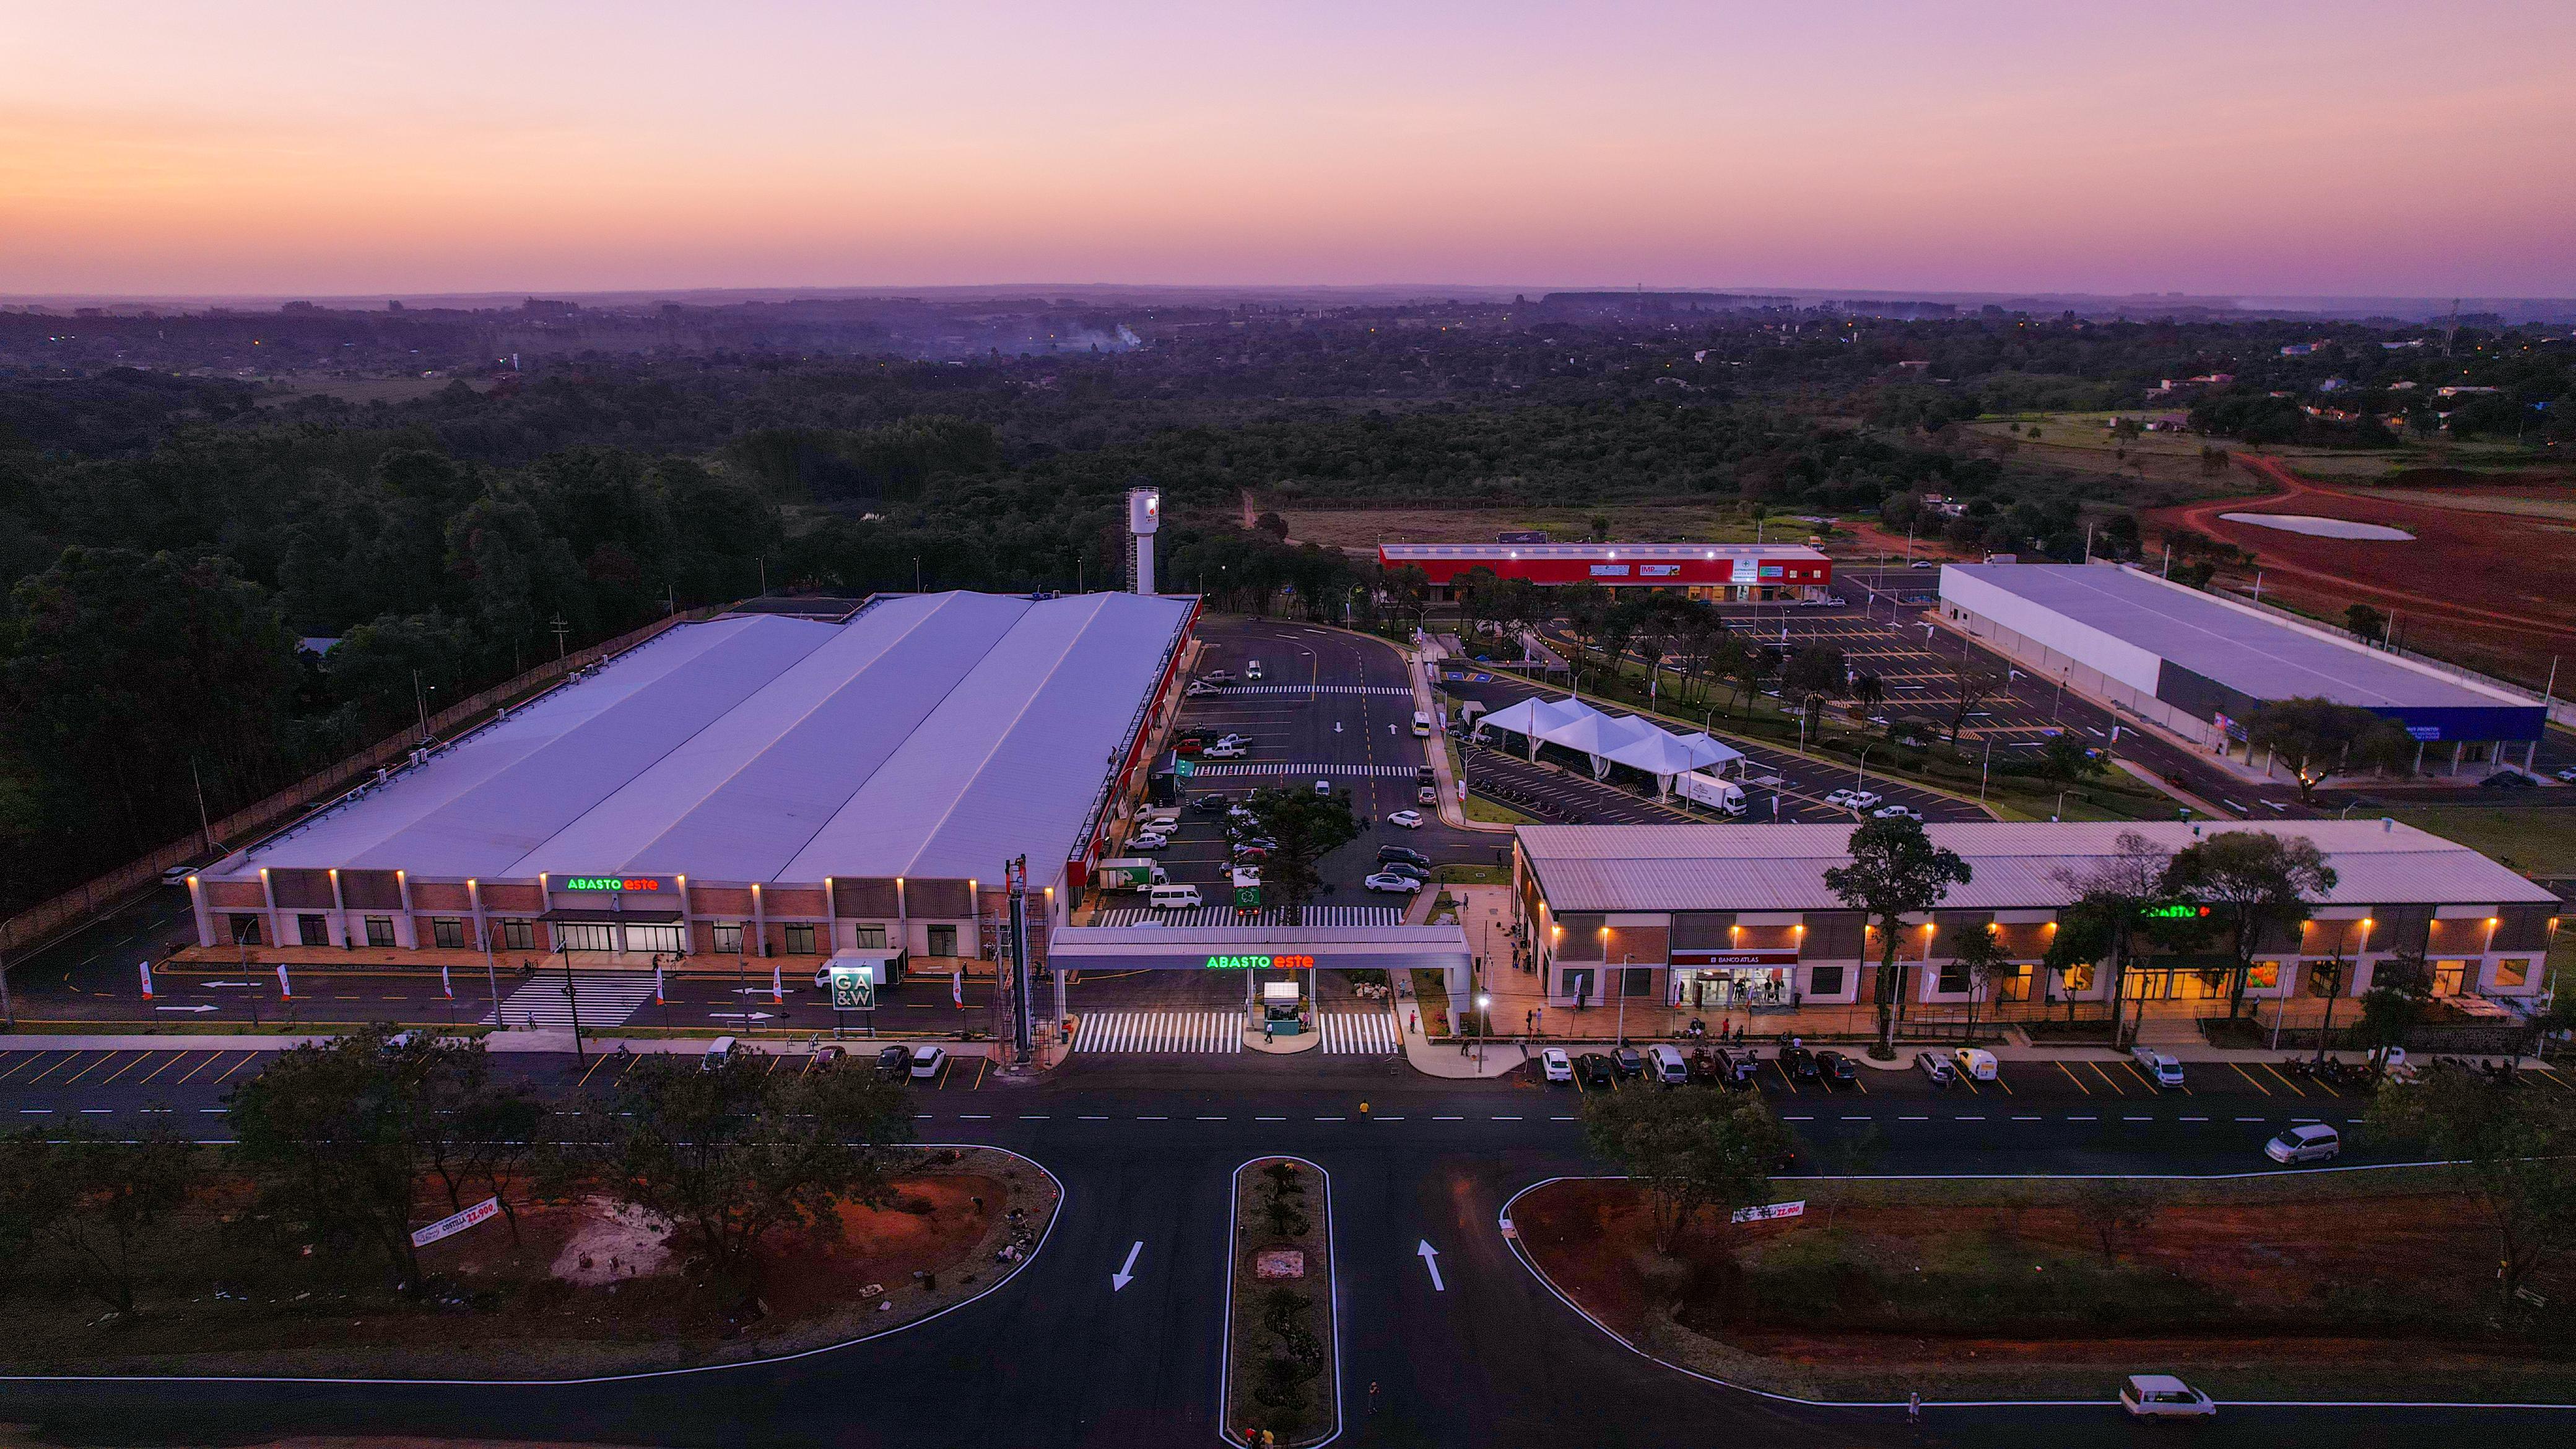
[[2143, 454, 2576, 679]]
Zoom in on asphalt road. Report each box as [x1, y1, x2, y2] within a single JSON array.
[[9, 1050, 2575, 1445]]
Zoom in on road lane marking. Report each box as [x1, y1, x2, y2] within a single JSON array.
[[2230, 1063, 2273, 1096], [2124, 1115, 2152, 1121], [1899, 1115, 1928, 1121], [2235, 1116, 2266, 1121], [2068, 1115, 2097, 1121]]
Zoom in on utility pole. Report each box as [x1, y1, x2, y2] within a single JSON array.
[[561, 937, 585, 1065], [1006, 856, 1035, 1064], [412, 670, 433, 743], [190, 757, 215, 852], [549, 613, 571, 663]]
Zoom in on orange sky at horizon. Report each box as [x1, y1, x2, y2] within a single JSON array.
[[4, 1, 2572, 298]]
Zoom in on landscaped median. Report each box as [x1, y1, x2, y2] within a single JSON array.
[[1222, 1157, 1340, 1447], [1502, 1166, 2576, 1405]]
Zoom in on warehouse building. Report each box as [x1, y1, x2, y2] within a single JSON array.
[[1939, 562, 2548, 774], [187, 590, 1198, 972], [1377, 542, 1832, 601], [1515, 821, 2557, 1016]]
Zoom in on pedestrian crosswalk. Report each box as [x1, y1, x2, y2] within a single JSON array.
[[483, 972, 661, 1030], [1189, 763, 1417, 777], [1068, 1011, 1245, 1054], [1220, 684, 1412, 697], [1091, 905, 1403, 928], [1315, 1011, 1399, 1055]]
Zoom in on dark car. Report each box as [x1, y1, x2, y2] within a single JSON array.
[[873, 1045, 912, 1080], [1574, 1052, 1616, 1089], [811, 1044, 845, 1072], [1193, 793, 1230, 812], [1377, 845, 1432, 870], [1611, 1045, 1647, 1079], [1814, 1049, 1858, 1087], [1778, 1045, 1819, 1081], [1686, 1048, 1720, 1084], [1377, 858, 1430, 881]]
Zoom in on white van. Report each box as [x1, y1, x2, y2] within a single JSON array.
[[1676, 771, 1746, 816], [1646, 1043, 1689, 1085], [1245, 659, 1264, 681], [1952, 1046, 1999, 1081], [1147, 883, 1204, 911], [1412, 710, 1433, 738], [702, 1036, 744, 1071], [2265, 1123, 2340, 1164]]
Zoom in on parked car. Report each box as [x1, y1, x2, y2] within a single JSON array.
[[1870, 804, 1921, 820], [1824, 788, 1857, 807], [1364, 872, 1424, 893], [2264, 1123, 2340, 1164], [1541, 1047, 1573, 1083], [1183, 681, 1217, 698], [1376, 859, 1430, 881], [2557, 766, 2576, 783], [160, 863, 198, 887], [1214, 733, 1251, 748], [1611, 1045, 1647, 1079], [1193, 792, 1229, 812], [1378, 845, 1432, 869], [2120, 1375, 2216, 1421], [702, 1036, 745, 1071], [1386, 809, 1424, 829], [1129, 831, 1170, 851], [1646, 1043, 1690, 1084], [908, 1045, 949, 1081], [1573, 1052, 1616, 1089], [1315, 778, 1334, 796], [1915, 1050, 1956, 1086], [809, 1043, 845, 1071], [1778, 1045, 1819, 1081], [1952, 1046, 1999, 1081], [1712, 1046, 1759, 1089], [1814, 1049, 1859, 1087], [2131, 1045, 2186, 1089], [1201, 669, 1235, 684], [874, 1045, 912, 1079], [1847, 790, 1883, 811], [1201, 742, 1248, 760]]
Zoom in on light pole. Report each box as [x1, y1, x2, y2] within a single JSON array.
[[1476, 993, 1492, 1069], [1616, 955, 1633, 1046], [1978, 736, 1993, 804], [2052, 668, 2068, 723], [1856, 743, 1875, 796], [560, 938, 585, 1066]]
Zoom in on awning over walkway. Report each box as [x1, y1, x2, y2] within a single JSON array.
[[1049, 922, 1471, 977], [1472, 695, 1742, 793], [539, 907, 685, 925]]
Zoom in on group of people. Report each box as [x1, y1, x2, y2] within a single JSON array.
[[1681, 1016, 1753, 1043]]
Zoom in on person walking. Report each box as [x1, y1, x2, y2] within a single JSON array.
[[1907, 1390, 1923, 1427]]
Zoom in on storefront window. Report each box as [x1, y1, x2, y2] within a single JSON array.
[[365, 916, 395, 948], [1937, 962, 1970, 994], [502, 919, 534, 951], [785, 923, 816, 955], [713, 921, 744, 954], [298, 914, 329, 947], [853, 924, 889, 949], [2492, 959, 2531, 988], [1808, 965, 1845, 996], [431, 917, 464, 949], [2063, 962, 2094, 991], [230, 915, 263, 946], [926, 924, 957, 957]]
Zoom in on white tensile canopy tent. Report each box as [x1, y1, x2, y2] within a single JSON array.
[[1472, 695, 1742, 797]]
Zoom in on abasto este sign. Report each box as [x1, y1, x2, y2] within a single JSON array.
[[563, 876, 662, 892], [1204, 954, 1318, 971]]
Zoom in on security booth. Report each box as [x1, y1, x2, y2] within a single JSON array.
[[1261, 980, 1307, 1035]]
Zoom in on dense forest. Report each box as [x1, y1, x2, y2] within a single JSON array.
[[0, 302, 2566, 912]]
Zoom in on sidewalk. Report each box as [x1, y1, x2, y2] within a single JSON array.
[[0, 1028, 1001, 1058]]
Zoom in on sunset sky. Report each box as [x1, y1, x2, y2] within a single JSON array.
[[5, 1, 2572, 298]]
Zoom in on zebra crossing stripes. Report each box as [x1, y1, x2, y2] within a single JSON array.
[[1188, 763, 1416, 778], [1219, 684, 1412, 697], [1089, 905, 1402, 928], [483, 972, 662, 1029], [1316, 1011, 1399, 1055], [1068, 1011, 1245, 1054]]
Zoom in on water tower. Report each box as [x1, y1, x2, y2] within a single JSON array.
[[1126, 485, 1160, 594]]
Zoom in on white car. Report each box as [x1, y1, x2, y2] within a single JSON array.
[[1128, 831, 1170, 851], [2265, 1123, 2339, 1164], [1908, 559, 1936, 570], [1202, 743, 1248, 760], [1542, 1047, 1573, 1083], [1364, 871, 1424, 893], [2557, 766, 2576, 783], [1315, 779, 1334, 796], [1214, 733, 1251, 748], [2120, 1375, 2215, 1421], [1870, 804, 1920, 820], [1386, 809, 1424, 829], [1824, 788, 1857, 807], [2130, 1045, 2185, 1088], [908, 1045, 949, 1081], [1848, 790, 1883, 811], [1184, 681, 1217, 698]]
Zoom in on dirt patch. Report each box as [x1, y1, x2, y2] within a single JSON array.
[[0, 1149, 1056, 1380], [1515, 1177, 2576, 1401]]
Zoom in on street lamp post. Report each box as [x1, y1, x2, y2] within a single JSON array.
[[1856, 743, 1876, 796], [1979, 736, 1993, 804], [1616, 954, 1634, 1046], [560, 938, 585, 1066], [1476, 992, 1492, 1069]]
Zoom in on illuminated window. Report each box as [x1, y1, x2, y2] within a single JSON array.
[[713, 921, 744, 954], [2492, 958, 2531, 988], [2247, 961, 2281, 990]]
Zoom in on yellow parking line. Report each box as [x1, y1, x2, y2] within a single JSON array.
[[2259, 1063, 2307, 1097], [176, 1051, 228, 1086], [2528, 1064, 2575, 1094], [97, 1052, 157, 1086], [972, 1057, 990, 1090], [2230, 1063, 2273, 1096], [215, 1052, 259, 1082], [137, 1051, 194, 1086], [0, 1053, 56, 1085], [2058, 1061, 2094, 1096], [23, 1053, 84, 1085], [2088, 1062, 2128, 1096], [60, 1052, 122, 1086], [574, 1053, 614, 1090]]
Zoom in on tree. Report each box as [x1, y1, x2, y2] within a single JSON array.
[[1946, 666, 2005, 745], [1725, 641, 1778, 716], [1824, 817, 1973, 1057], [2163, 830, 2336, 1020], [601, 1052, 913, 1284], [0, 1126, 196, 1316], [226, 1027, 439, 1289], [1254, 510, 1289, 540], [408, 1037, 550, 1241], [1780, 644, 1845, 701], [2036, 730, 2104, 790], [1849, 672, 1886, 719], [2042, 831, 2175, 1042], [2369, 1073, 2576, 1308], [2356, 951, 2432, 1071], [1949, 923, 2011, 1041], [1243, 785, 1360, 923], [2071, 1178, 2160, 1267], [2243, 697, 2416, 802], [1580, 1084, 1790, 1253], [2343, 603, 2388, 643]]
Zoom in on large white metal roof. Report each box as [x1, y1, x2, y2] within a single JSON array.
[[1517, 820, 2557, 914], [218, 591, 1193, 886]]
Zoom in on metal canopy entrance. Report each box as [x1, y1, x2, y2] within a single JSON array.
[[1048, 923, 1471, 978]]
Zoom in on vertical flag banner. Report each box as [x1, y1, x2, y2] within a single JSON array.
[[952, 967, 965, 1008], [138, 960, 154, 999], [276, 962, 292, 999], [655, 962, 666, 1006], [441, 962, 455, 999], [770, 960, 783, 1004]]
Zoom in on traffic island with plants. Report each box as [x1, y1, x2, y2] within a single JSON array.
[[1516, 1068, 2576, 1401], [1223, 1157, 1339, 1447], [0, 1027, 1059, 1378]]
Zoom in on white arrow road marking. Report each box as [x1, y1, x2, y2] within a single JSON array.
[[1112, 1240, 1144, 1292], [1417, 1239, 1444, 1292], [155, 1004, 219, 1012]]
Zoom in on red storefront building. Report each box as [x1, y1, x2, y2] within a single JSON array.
[[1377, 543, 1832, 601]]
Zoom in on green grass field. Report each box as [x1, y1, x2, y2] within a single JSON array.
[[2377, 803, 2576, 876]]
